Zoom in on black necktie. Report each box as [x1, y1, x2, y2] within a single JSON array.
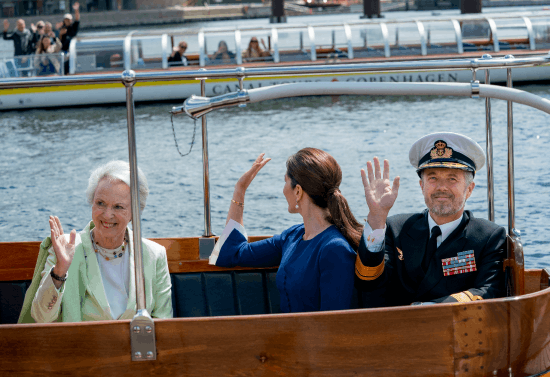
[[422, 226, 441, 272]]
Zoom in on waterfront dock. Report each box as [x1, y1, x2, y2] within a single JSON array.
[[1, 0, 549, 32]]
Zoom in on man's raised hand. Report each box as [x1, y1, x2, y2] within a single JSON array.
[[361, 157, 400, 230]]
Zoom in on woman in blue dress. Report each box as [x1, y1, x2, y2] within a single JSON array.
[[209, 148, 363, 313]]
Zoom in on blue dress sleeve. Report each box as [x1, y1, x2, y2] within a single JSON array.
[[215, 226, 294, 268], [318, 239, 357, 311]]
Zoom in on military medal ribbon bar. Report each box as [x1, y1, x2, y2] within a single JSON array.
[[441, 250, 477, 276]]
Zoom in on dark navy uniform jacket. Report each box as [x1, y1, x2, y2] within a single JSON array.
[[355, 210, 506, 307]]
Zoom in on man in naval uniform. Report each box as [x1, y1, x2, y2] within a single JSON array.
[[355, 132, 506, 307]]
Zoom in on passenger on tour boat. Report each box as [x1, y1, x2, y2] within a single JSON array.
[[18, 161, 173, 323], [168, 41, 188, 67], [355, 132, 506, 307], [35, 34, 62, 76], [29, 20, 45, 54], [58, 1, 80, 74], [2, 19, 33, 75], [209, 40, 236, 64], [242, 37, 271, 62], [210, 148, 360, 313]]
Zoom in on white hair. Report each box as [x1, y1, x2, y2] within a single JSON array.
[[86, 160, 149, 213]]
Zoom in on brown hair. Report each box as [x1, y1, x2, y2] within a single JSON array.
[[286, 147, 363, 250]]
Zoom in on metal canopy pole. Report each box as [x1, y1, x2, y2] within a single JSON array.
[[198, 70, 216, 258], [201, 75, 213, 238], [504, 55, 524, 297], [483, 54, 495, 222], [122, 70, 157, 362]]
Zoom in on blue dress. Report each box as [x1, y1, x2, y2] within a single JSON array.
[[215, 224, 356, 313]]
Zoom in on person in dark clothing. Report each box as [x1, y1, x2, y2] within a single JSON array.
[[3, 19, 33, 76], [168, 41, 188, 67], [58, 2, 80, 74], [355, 132, 506, 307], [29, 21, 45, 55], [209, 40, 235, 65]]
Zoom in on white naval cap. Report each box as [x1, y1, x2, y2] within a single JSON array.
[[409, 132, 485, 176], [63, 13, 73, 20]]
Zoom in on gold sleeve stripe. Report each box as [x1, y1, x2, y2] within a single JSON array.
[[450, 292, 472, 303], [465, 291, 483, 301], [355, 255, 384, 281], [451, 291, 483, 303]]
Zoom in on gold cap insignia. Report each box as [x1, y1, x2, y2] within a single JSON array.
[[430, 140, 453, 160]]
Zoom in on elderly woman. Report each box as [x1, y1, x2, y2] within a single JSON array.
[[210, 149, 361, 313], [18, 161, 172, 323]]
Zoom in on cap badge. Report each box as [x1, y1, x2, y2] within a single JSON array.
[[430, 140, 453, 160]]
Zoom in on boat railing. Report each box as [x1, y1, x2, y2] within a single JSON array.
[[1, 54, 548, 359], [0, 52, 65, 78]]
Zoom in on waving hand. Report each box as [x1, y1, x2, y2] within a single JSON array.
[[361, 157, 400, 230], [49, 215, 76, 286]]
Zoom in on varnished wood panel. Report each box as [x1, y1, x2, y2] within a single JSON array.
[[453, 301, 510, 376], [0, 236, 273, 281], [525, 269, 543, 294], [0, 306, 455, 376], [1, 286, 550, 376]]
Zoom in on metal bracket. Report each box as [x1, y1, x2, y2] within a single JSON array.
[[130, 309, 156, 361], [199, 237, 216, 259], [470, 80, 480, 99]]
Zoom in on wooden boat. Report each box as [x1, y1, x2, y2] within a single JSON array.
[[3, 10, 550, 110], [0, 57, 549, 376]]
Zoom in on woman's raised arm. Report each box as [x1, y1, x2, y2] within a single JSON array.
[[226, 153, 270, 226]]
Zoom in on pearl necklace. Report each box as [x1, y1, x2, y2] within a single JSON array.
[[90, 229, 128, 261]]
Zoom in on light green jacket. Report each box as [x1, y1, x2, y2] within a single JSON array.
[[18, 221, 173, 323]]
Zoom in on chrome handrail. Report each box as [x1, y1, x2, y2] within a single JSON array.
[[3, 54, 549, 89]]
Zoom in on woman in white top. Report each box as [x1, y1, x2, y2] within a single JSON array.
[[20, 161, 172, 323]]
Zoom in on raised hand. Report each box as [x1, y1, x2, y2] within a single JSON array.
[[226, 153, 270, 226], [361, 157, 400, 229], [73, 1, 80, 10], [234, 153, 271, 197], [49, 215, 76, 278], [3, 19, 9, 31]]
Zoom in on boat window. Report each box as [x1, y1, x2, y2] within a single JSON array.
[[126, 36, 165, 70], [347, 23, 387, 58], [459, 19, 495, 52], [384, 22, 423, 56], [423, 20, 461, 55], [492, 17, 530, 50], [275, 26, 315, 62], [310, 25, 350, 60], [203, 31, 238, 66], [0, 52, 65, 77], [170, 33, 201, 66], [528, 16, 550, 49], [73, 37, 125, 72], [238, 30, 274, 63]]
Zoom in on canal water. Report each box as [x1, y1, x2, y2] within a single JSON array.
[[0, 83, 549, 269]]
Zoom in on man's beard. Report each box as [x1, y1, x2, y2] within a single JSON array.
[[426, 191, 468, 217]]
